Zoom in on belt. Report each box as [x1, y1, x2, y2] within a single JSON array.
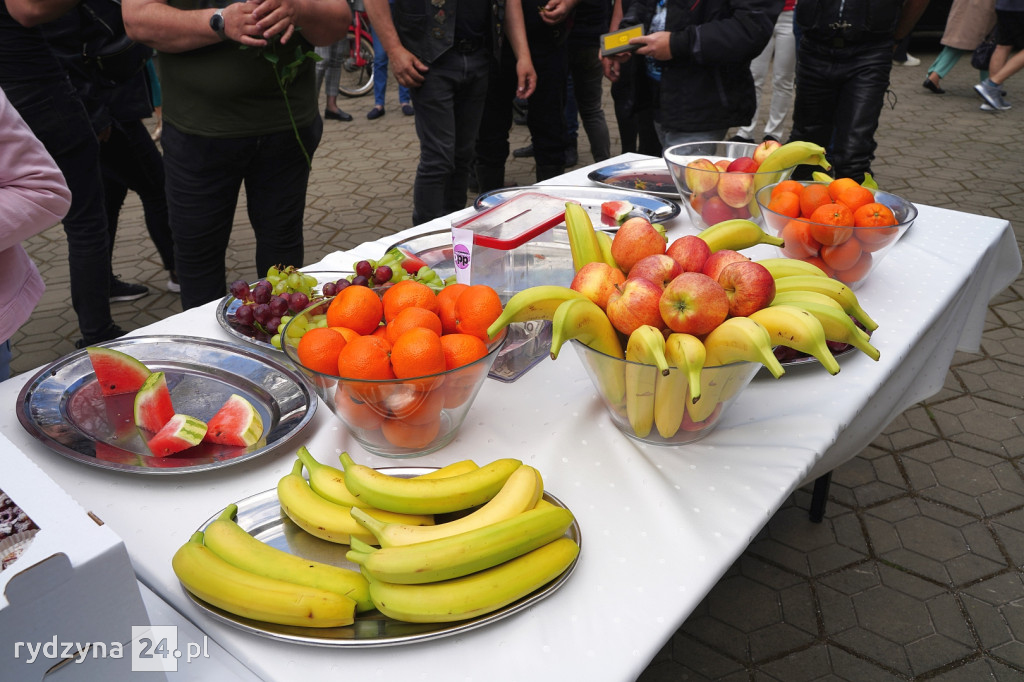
[[453, 38, 482, 54]]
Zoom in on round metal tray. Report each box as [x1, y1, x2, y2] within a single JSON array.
[[475, 184, 680, 224], [587, 158, 680, 199]]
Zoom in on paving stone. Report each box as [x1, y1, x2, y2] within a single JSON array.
[[961, 573, 1024, 669], [747, 505, 869, 576], [926, 657, 1024, 681]]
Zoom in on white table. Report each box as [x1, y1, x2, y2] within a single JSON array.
[[1, 156, 1019, 681]]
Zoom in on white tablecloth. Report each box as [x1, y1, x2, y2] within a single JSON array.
[[0, 156, 1018, 681]]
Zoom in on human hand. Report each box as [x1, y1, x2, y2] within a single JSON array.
[[602, 55, 625, 81], [226, 1, 269, 46], [249, 0, 297, 44], [516, 59, 537, 99], [538, 0, 574, 25], [391, 47, 429, 88], [630, 31, 671, 60]]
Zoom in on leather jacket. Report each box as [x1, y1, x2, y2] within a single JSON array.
[[796, 0, 902, 44], [391, 0, 506, 64]]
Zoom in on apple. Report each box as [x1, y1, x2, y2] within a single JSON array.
[[716, 172, 756, 208], [606, 277, 665, 336], [666, 234, 712, 273], [683, 158, 719, 194], [628, 254, 684, 288], [714, 159, 731, 172], [610, 216, 667, 273], [752, 139, 782, 165], [702, 249, 750, 281], [700, 196, 738, 227], [659, 272, 730, 335], [570, 261, 626, 309], [726, 156, 759, 173], [717, 260, 776, 317]]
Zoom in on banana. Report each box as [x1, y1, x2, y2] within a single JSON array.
[[771, 275, 879, 332], [350, 465, 544, 547], [747, 305, 841, 375], [346, 505, 574, 584], [565, 201, 604, 273], [702, 316, 786, 379], [364, 536, 580, 623], [696, 218, 784, 253], [653, 333, 706, 438], [624, 325, 670, 438], [811, 171, 834, 184], [549, 298, 624, 360], [862, 172, 879, 190], [485, 285, 588, 338], [750, 141, 832, 217], [594, 230, 619, 269], [277, 460, 433, 545], [779, 300, 880, 361], [756, 257, 829, 279], [664, 333, 706, 402], [171, 531, 356, 628], [770, 290, 846, 312], [202, 504, 373, 612], [339, 452, 522, 515]]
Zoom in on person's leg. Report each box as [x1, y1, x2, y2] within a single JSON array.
[[323, 40, 352, 119], [829, 42, 891, 182], [734, 26, 775, 141], [788, 42, 842, 177], [474, 45, 517, 193], [370, 27, 388, 115], [610, 74, 638, 154], [569, 44, 611, 162], [446, 50, 491, 214], [0, 339, 11, 382], [526, 41, 569, 181], [764, 11, 796, 141]]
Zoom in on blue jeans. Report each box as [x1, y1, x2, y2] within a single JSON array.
[[0, 339, 11, 382], [372, 27, 410, 107], [161, 119, 323, 309], [409, 48, 490, 225]]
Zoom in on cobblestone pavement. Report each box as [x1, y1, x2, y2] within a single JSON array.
[[13, 48, 1024, 680]]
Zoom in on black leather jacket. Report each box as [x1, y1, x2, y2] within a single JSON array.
[[796, 0, 902, 44], [392, 0, 506, 64], [622, 0, 782, 133]]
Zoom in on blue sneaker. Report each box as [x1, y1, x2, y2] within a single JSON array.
[[974, 80, 1011, 110]]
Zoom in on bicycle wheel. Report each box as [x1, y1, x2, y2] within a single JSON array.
[[338, 30, 374, 98]]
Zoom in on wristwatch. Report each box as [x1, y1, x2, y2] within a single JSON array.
[[210, 7, 227, 40]]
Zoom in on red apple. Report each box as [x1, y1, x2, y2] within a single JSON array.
[[606, 277, 665, 336], [666, 235, 712, 273], [700, 196, 738, 227], [717, 260, 776, 317], [752, 139, 782, 165], [726, 156, 759, 173], [570, 261, 626, 309], [683, 158, 719, 194], [628, 254, 684, 289], [716, 172, 756, 208], [610, 217, 667, 274], [702, 249, 750, 281], [659, 272, 730, 335]]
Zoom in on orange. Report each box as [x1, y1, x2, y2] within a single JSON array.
[[835, 184, 874, 212], [826, 177, 860, 201], [326, 285, 384, 335], [390, 327, 446, 381], [821, 238, 863, 272], [770, 179, 805, 199], [803, 255, 835, 277], [853, 202, 897, 228], [439, 333, 488, 370], [388, 388, 445, 425], [808, 204, 854, 246], [454, 284, 503, 342], [436, 283, 469, 335], [834, 251, 873, 285], [386, 307, 443, 345], [371, 324, 388, 339], [337, 334, 394, 381], [329, 326, 362, 344], [333, 384, 386, 431], [380, 416, 442, 449], [296, 327, 347, 376], [856, 226, 900, 251], [767, 191, 801, 219], [382, 280, 439, 322], [780, 219, 821, 259], [799, 183, 832, 219]]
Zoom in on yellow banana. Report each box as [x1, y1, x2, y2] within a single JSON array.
[[702, 316, 786, 379], [811, 171, 833, 184], [747, 305, 841, 375], [347, 505, 574, 584], [756, 257, 829, 279], [595, 230, 619, 269], [350, 464, 544, 547], [339, 452, 522, 515], [565, 200, 604, 273], [653, 333, 706, 438], [549, 298, 624, 359], [277, 460, 433, 545], [625, 325, 670, 438], [770, 290, 846, 312], [750, 141, 831, 217], [779, 300, 880, 361], [364, 537, 580, 623], [171, 531, 356, 628], [202, 504, 373, 612], [486, 285, 588, 338], [696, 218, 784, 253], [771, 275, 878, 332]]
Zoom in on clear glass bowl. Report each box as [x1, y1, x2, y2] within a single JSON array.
[[755, 182, 918, 289], [571, 340, 760, 446], [664, 140, 798, 231], [281, 296, 508, 458]]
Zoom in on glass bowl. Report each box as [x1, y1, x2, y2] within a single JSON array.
[[755, 182, 917, 289], [664, 141, 798, 231], [281, 296, 508, 458], [570, 340, 760, 446]]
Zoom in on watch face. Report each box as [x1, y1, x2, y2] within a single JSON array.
[[211, 10, 225, 34]]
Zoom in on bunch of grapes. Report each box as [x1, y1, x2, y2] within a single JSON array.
[[349, 248, 453, 290]]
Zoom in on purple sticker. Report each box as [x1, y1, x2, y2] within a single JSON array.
[[453, 244, 471, 270]]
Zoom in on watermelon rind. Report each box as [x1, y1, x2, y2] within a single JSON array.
[[204, 394, 263, 447], [601, 200, 634, 224], [86, 346, 151, 396], [134, 372, 176, 433], [147, 414, 207, 457]]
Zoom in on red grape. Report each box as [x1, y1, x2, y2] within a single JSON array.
[[269, 295, 289, 317], [229, 279, 251, 301], [355, 260, 373, 278], [373, 265, 393, 285], [351, 275, 369, 287], [234, 304, 255, 325], [290, 292, 309, 311]]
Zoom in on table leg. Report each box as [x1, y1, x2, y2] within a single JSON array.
[[809, 471, 832, 523]]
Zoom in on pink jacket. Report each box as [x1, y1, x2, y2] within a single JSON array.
[[0, 88, 71, 344]]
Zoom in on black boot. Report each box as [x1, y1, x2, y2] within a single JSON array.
[[536, 164, 565, 183]]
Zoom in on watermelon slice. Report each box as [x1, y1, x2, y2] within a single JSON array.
[[134, 372, 175, 433], [601, 200, 634, 224], [400, 253, 428, 275], [204, 394, 264, 447], [147, 414, 207, 457], [86, 346, 151, 396]]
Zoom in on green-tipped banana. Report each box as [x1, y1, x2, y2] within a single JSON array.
[[779, 300, 880, 361], [811, 171, 834, 184], [750, 141, 832, 217], [486, 285, 588, 338], [348, 505, 574, 585], [748, 305, 841, 375], [625, 325, 670, 438], [664, 333, 706, 402], [339, 453, 522, 515], [770, 290, 846, 312], [549, 298, 624, 360], [171, 531, 356, 627], [595, 230, 619, 269], [757, 257, 830, 279], [861, 173, 878, 190], [202, 504, 373, 612], [350, 465, 543, 547], [771, 275, 878, 332], [652, 333, 705, 438], [696, 219, 784, 253], [565, 201, 604, 272], [702, 316, 785, 379]]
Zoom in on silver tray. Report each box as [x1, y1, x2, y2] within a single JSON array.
[[184, 468, 582, 646], [16, 336, 316, 474], [587, 158, 680, 199], [475, 184, 680, 225]]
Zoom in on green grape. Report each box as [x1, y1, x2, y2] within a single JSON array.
[[286, 322, 306, 339], [270, 334, 282, 349], [280, 314, 293, 327], [302, 275, 318, 291], [267, 265, 280, 278], [266, 274, 281, 286], [287, 272, 302, 290], [272, 280, 288, 295]]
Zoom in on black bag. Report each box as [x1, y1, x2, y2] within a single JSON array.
[[971, 32, 997, 72], [79, 0, 154, 84]]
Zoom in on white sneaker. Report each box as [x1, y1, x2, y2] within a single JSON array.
[[980, 103, 996, 111], [974, 81, 1011, 110], [893, 54, 921, 66]]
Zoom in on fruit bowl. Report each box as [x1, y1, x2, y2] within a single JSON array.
[[281, 297, 508, 458], [664, 141, 798, 231], [570, 340, 760, 446], [755, 181, 917, 289]]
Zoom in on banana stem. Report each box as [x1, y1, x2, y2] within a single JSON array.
[[296, 446, 320, 473], [290, 459, 304, 476], [216, 504, 239, 522]]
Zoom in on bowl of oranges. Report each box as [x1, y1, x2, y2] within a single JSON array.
[[755, 178, 918, 288], [281, 280, 508, 458]]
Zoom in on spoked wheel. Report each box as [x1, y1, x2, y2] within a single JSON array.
[[338, 31, 374, 97]]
